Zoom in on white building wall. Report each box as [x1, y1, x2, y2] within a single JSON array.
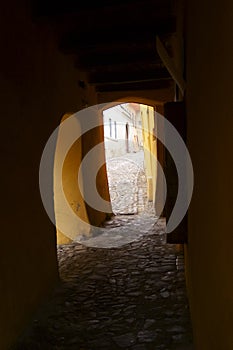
[[103, 104, 136, 159]]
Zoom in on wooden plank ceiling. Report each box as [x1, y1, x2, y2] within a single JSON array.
[[32, 0, 177, 92]]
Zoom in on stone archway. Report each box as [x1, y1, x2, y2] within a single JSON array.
[[99, 97, 166, 219]]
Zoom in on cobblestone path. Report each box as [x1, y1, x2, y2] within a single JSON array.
[[13, 152, 193, 350], [106, 151, 148, 215], [13, 218, 193, 350]]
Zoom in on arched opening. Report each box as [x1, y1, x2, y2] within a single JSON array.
[[18, 98, 193, 349], [53, 97, 166, 247], [103, 102, 157, 217], [100, 95, 167, 219]]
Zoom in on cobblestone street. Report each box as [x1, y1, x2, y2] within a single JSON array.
[[13, 152, 193, 350], [106, 151, 148, 215]]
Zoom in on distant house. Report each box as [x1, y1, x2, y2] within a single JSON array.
[[103, 103, 143, 159]]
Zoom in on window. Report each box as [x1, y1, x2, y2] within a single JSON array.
[[114, 121, 117, 139], [109, 118, 112, 137]]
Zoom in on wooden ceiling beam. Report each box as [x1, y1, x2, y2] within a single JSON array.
[[75, 51, 162, 70], [32, 0, 174, 18], [59, 18, 176, 54], [89, 68, 170, 85], [95, 79, 173, 92]]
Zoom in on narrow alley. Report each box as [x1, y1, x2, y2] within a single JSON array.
[[2, 1, 233, 349], [13, 154, 193, 350], [106, 151, 147, 215]]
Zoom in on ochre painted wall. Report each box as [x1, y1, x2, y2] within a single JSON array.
[[54, 114, 91, 244], [81, 109, 112, 227], [0, 1, 97, 348], [140, 105, 157, 202], [185, 0, 233, 349]]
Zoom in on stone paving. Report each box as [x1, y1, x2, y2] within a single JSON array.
[[79, 213, 156, 249], [77, 151, 154, 249], [106, 151, 147, 215], [12, 151, 193, 350], [12, 218, 193, 350]]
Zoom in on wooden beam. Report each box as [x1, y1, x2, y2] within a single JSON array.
[[59, 19, 176, 54], [95, 79, 173, 92], [72, 41, 155, 57], [32, 0, 173, 18], [75, 51, 162, 70], [54, 9, 175, 39], [89, 68, 170, 85]]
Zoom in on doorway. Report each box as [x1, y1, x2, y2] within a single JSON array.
[[103, 102, 157, 217]]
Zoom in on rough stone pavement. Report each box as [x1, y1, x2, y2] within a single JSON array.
[[106, 150, 147, 215], [12, 152, 193, 350], [12, 218, 193, 350], [77, 151, 154, 249]]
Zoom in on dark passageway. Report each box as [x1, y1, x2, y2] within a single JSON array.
[[1, 0, 233, 349]]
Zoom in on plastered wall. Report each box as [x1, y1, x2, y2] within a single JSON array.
[[54, 114, 91, 244], [185, 0, 233, 348], [140, 105, 157, 202], [0, 1, 97, 348]]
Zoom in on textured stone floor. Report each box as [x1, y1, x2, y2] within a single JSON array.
[[106, 150, 146, 215], [12, 151, 193, 350], [78, 151, 154, 249], [13, 218, 193, 350]]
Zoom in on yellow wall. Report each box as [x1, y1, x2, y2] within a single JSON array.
[[54, 108, 111, 244], [185, 0, 233, 349], [54, 114, 91, 244], [0, 1, 98, 348], [81, 109, 112, 227], [140, 105, 157, 203]]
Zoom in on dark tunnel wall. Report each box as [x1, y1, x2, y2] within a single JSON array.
[[0, 1, 97, 348], [185, 0, 233, 349]]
